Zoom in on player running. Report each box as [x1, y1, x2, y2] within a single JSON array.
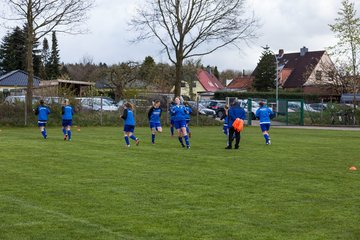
[[183, 101, 193, 138], [255, 101, 274, 145], [62, 99, 74, 141], [34, 99, 50, 139], [121, 102, 139, 147], [148, 100, 163, 144], [171, 97, 190, 149]]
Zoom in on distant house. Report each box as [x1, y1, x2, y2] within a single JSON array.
[[35, 79, 95, 97], [226, 75, 255, 92], [180, 68, 224, 98], [0, 70, 41, 95], [275, 47, 336, 94]]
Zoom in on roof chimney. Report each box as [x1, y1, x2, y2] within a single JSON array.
[[300, 46, 308, 56], [278, 49, 284, 57], [206, 65, 212, 75]]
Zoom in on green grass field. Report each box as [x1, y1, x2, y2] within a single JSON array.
[[0, 126, 359, 240]]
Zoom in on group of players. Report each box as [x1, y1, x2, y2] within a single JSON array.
[[34, 96, 274, 149]]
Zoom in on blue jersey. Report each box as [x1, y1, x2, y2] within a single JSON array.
[[256, 106, 274, 124], [62, 105, 74, 120], [148, 107, 162, 123], [35, 105, 50, 121], [228, 103, 246, 127], [171, 104, 188, 121], [122, 109, 135, 126], [185, 106, 192, 121], [223, 116, 229, 127], [169, 103, 176, 121]]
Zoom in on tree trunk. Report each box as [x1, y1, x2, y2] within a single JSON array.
[[174, 60, 183, 97], [25, 2, 34, 126]]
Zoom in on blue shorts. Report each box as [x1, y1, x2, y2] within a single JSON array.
[[223, 125, 229, 135], [123, 125, 135, 133], [62, 119, 73, 127], [38, 121, 47, 127], [170, 119, 175, 125], [174, 120, 187, 129], [150, 122, 161, 129], [260, 123, 271, 132]]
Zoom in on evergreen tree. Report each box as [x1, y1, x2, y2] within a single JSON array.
[[0, 26, 42, 76], [253, 49, 276, 91], [139, 56, 157, 84], [47, 31, 61, 79], [40, 38, 50, 79], [0, 26, 26, 72], [213, 66, 220, 79]]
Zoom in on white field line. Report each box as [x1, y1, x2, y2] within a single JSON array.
[[0, 194, 134, 239], [0, 221, 44, 229]]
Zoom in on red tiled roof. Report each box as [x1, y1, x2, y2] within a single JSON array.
[[227, 76, 254, 89], [196, 69, 224, 92]]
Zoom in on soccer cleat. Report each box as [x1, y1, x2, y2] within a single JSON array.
[[64, 134, 68, 141], [225, 146, 232, 149], [186, 145, 190, 149], [126, 145, 130, 148], [181, 144, 185, 148], [135, 138, 140, 146], [234, 145, 239, 149]]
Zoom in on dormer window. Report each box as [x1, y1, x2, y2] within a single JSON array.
[[315, 70, 322, 80]]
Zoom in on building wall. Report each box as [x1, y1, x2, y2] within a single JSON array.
[[304, 53, 335, 86], [180, 80, 206, 98]]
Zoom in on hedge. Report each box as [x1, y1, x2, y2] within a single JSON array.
[[214, 91, 340, 102]]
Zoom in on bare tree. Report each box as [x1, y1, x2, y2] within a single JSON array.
[[1, 0, 94, 125], [107, 62, 140, 100], [130, 0, 259, 97]]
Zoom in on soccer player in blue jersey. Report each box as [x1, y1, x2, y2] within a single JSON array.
[[121, 102, 139, 147], [34, 99, 50, 139], [221, 105, 229, 135], [225, 100, 246, 149], [184, 101, 193, 138], [255, 101, 274, 145], [169, 101, 176, 137], [62, 99, 74, 141], [148, 100, 163, 144], [171, 97, 190, 149]]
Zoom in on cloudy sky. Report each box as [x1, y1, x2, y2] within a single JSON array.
[[0, 0, 354, 71]]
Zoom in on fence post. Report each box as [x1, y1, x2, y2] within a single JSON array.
[[196, 96, 199, 126], [247, 98, 252, 126], [100, 95, 103, 126], [300, 99, 304, 126]]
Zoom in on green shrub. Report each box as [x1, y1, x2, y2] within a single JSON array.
[[214, 91, 340, 102]]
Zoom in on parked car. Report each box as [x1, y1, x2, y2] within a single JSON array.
[[238, 99, 259, 120], [288, 101, 319, 112], [187, 101, 216, 117], [4, 95, 41, 105], [43, 97, 64, 105], [309, 103, 327, 111], [76, 97, 118, 111], [207, 100, 226, 110]]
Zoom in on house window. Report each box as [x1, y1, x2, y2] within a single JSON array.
[[316, 70, 322, 80], [181, 82, 186, 87]]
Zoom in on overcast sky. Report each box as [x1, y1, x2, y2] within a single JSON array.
[[0, 0, 355, 72]]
